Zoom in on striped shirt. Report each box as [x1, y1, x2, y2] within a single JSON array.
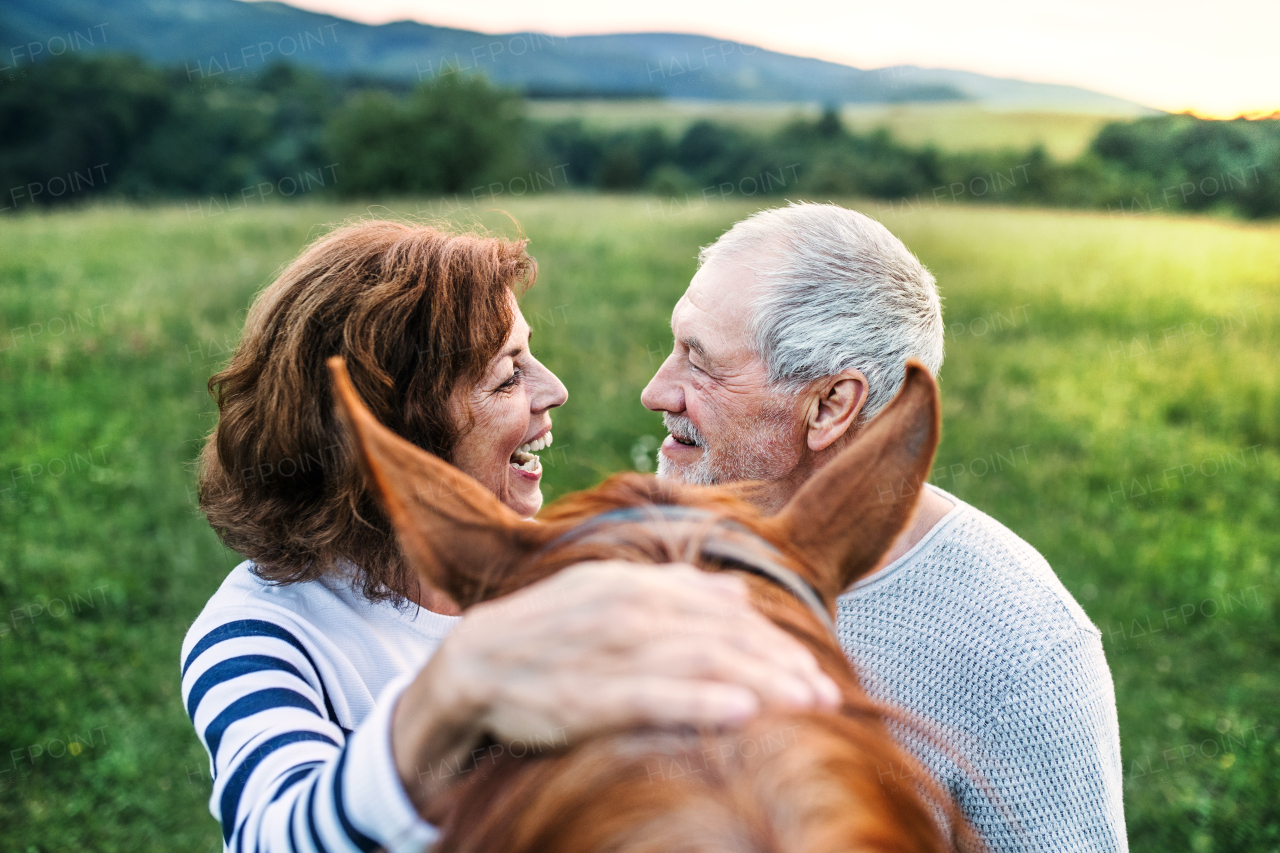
[[180, 561, 460, 853]]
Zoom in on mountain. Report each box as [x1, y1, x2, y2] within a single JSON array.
[[0, 0, 1154, 113]]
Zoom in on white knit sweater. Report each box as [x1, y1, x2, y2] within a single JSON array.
[[837, 485, 1127, 852]]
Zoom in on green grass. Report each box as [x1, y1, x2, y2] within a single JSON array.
[[1, 195, 1278, 851], [526, 99, 1128, 159]]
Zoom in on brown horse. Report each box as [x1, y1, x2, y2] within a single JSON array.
[[329, 357, 970, 853]]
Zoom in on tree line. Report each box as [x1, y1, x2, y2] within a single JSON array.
[[2, 54, 1277, 218]]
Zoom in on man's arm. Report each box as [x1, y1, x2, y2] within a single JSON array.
[[964, 627, 1127, 853]]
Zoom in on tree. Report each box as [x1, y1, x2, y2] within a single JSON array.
[[0, 54, 171, 205], [327, 73, 525, 196]]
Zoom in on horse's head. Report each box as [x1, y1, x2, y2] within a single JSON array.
[[329, 357, 961, 853]]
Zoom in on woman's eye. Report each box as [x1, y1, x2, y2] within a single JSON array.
[[496, 368, 523, 392]]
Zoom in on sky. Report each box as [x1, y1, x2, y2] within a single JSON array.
[[245, 0, 1279, 118]]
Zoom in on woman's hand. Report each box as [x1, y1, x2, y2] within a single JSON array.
[[391, 560, 841, 816]]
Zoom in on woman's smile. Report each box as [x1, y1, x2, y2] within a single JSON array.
[[510, 429, 553, 479]]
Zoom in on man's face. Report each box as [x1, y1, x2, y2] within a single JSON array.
[[640, 258, 805, 486]]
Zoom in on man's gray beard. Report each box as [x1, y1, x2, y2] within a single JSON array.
[[656, 409, 797, 486], [655, 417, 718, 485]]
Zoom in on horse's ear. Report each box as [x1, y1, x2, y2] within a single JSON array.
[[328, 357, 549, 609], [762, 361, 940, 602]]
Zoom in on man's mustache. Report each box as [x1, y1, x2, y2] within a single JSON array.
[[662, 413, 706, 448]]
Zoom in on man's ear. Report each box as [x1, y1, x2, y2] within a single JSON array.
[[328, 357, 550, 609], [806, 369, 868, 452], [763, 361, 940, 601]]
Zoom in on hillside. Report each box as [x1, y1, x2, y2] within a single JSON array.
[[0, 0, 1154, 112]]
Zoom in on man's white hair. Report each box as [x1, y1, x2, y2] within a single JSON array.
[[699, 202, 944, 422]]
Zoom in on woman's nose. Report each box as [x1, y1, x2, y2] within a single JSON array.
[[532, 361, 568, 412]]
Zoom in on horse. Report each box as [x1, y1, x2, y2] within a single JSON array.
[[328, 357, 971, 853]]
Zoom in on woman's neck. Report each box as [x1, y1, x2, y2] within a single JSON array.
[[415, 585, 464, 616]]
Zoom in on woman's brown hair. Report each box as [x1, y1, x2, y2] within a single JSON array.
[[198, 219, 534, 602]]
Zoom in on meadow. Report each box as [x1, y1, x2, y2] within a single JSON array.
[[1, 194, 1277, 851], [526, 99, 1128, 159]]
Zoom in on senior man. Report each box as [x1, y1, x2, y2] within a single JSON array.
[[641, 202, 1126, 852]]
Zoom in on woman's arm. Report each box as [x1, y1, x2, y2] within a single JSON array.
[[183, 617, 436, 852]]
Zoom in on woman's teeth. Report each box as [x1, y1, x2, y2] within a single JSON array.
[[517, 432, 553, 454], [510, 432, 552, 473], [510, 451, 541, 473]]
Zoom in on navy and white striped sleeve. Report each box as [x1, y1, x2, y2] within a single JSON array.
[[181, 617, 440, 853]]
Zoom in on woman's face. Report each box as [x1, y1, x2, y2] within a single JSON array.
[[448, 297, 569, 518]]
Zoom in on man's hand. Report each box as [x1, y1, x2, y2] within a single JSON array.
[[392, 560, 841, 815]]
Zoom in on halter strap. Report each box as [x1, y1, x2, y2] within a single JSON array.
[[539, 505, 835, 634]]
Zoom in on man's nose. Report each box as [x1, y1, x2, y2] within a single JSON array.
[[641, 352, 683, 413]]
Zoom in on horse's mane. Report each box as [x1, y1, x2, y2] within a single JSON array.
[[538, 472, 756, 524]]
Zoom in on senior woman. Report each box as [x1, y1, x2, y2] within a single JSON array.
[[182, 221, 840, 852]]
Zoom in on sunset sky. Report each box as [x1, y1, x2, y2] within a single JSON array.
[[244, 0, 1279, 118]]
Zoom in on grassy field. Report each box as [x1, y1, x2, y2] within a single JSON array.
[[1, 195, 1278, 851], [526, 99, 1128, 159]]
